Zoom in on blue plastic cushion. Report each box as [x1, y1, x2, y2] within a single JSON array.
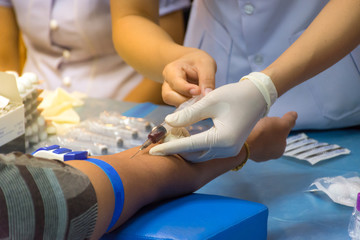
[[102, 193, 268, 240]]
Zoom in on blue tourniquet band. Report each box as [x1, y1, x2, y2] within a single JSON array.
[[86, 158, 125, 231]]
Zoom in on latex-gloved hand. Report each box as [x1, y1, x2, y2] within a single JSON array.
[[150, 72, 278, 162], [161, 48, 216, 107], [161, 111, 297, 163]]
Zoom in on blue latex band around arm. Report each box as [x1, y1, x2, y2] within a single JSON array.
[[86, 158, 125, 231]]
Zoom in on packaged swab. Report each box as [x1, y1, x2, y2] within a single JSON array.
[[285, 142, 328, 156], [284, 133, 350, 165], [285, 138, 318, 152], [295, 144, 341, 159], [286, 132, 308, 145], [308, 173, 360, 207], [304, 148, 351, 165]]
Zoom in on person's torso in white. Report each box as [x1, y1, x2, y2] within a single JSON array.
[[185, 0, 360, 130], [7, 0, 190, 100]]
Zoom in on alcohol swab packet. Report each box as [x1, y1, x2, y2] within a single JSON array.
[[301, 146, 350, 165], [284, 133, 350, 165], [285, 142, 328, 156], [286, 132, 308, 145], [285, 138, 318, 152]]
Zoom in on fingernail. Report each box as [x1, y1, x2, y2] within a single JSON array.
[[204, 88, 213, 95], [189, 88, 198, 95]]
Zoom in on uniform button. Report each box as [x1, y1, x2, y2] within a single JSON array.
[[62, 76, 71, 87], [63, 50, 71, 59], [243, 3, 255, 15], [50, 19, 59, 30], [254, 54, 263, 64]]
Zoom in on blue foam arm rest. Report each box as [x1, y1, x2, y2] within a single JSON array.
[[102, 193, 268, 240]]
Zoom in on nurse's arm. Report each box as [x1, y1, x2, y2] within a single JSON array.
[[0, 6, 20, 73], [122, 5, 186, 104], [262, 0, 360, 96], [110, 0, 188, 83], [111, 0, 217, 105]]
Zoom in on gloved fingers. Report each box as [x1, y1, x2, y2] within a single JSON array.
[[164, 94, 222, 127], [160, 127, 215, 162], [179, 148, 234, 163], [149, 137, 199, 157], [150, 142, 215, 163], [150, 127, 240, 162], [160, 127, 220, 162], [151, 140, 240, 163], [149, 129, 216, 156], [179, 150, 215, 163]]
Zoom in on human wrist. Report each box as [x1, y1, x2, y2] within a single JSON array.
[[261, 67, 288, 97], [240, 72, 278, 116], [231, 142, 250, 171]]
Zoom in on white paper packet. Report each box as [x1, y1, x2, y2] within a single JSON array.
[[284, 133, 350, 165], [307, 173, 360, 207]]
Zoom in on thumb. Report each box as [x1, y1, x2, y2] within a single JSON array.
[[281, 111, 298, 129]]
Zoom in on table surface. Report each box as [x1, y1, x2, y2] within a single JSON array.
[[79, 98, 358, 240]]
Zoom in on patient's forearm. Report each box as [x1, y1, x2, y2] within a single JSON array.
[[67, 145, 246, 239]]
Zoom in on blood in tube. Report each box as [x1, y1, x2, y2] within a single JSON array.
[[148, 125, 167, 143]]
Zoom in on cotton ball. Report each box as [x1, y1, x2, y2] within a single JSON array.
[[327, 182, 356, 206], [163, 127, 190, 142], [328, 182, 349, 198]]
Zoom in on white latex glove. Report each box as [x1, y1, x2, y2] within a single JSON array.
[[150, 72, 278, 162]]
